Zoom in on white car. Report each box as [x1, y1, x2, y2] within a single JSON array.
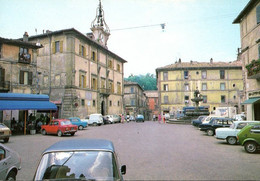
[[215, 121, 260, 145], [88, 114, 103, 126], [0, 144, 21, 180]]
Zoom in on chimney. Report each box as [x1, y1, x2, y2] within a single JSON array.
[[178, 58, 181, 63], [210, 58, 213, 63], [23, 32, 29, 42], [190, 60, 193, 64], [87, 32, 94, 39]]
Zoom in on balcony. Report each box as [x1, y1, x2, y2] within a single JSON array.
[[18, 53, 31, 64], [246, 59, 260, 79], [99, 88, 111, 97], [0, 81, 10, 92]]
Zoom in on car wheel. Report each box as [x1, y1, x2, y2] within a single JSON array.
[[244, 141, 257, 153], [93, 122, 97, 126], [227, 136, 237, 145], [78, 125, 83, 130], [6, 171, 16, 181], [207, 129, 214, 136], [57, 130, 62, 137], [4, 137, 9, 143], [42, 129, 47, 135], [71, 132, 75, 136]]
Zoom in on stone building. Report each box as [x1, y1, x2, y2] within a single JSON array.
[[124, 81, 149, 119], [27, 1, 126, 118], [156, 59, 244, 115], [233, 0, 260, 120], [144, 90, 159, 120]]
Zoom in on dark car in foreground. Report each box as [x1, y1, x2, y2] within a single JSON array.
[[237, 123, 260, 153], [0, 143, 21, 180], [33, 139, 126, 180], [199, 117, 234, 136]]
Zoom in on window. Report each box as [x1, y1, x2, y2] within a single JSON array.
[[184, 96, 189, 104], [131, 99, 135, 106], [251, 125, 260, 134], [164, 95, 169, 104], [130, 87, 134, 93], [52, 41, 63, 53], [79, 73, 87, 88], [91, 77, 97, 90], [118, 101, 120, 106], [0, 68, 5, 84], [221, 95, 226, 103], [202, 70, 207, 79], [109, 100, 112, 106], [0, 148, 5, 161], [163, 72, 168, 81], [79, 45, 86, 57], [91, 51, 96, 61], [55, 41, 60, 52], [19, 47, 31, 63], [203, 96, 207, 103], [109, 81, 114, 93], [220, 83, 225, 90], [93, 100, 96, 107], [20, 71, 32, 85], [117, 64, 120, 72], [163, 84, 168, 91], [257, 5, 260, 24], [117, 82, 121, 94], [202, 83, 207, 90], [108, 60, 113, 69], [184, 71, 189, 79], [0, 44, 2, 58], [81, 99, 85, 106], [220, 70, 225, 79], [184, 84, 189, 91]]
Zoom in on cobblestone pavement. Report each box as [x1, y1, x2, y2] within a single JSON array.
[[5, 121, 260, 180]]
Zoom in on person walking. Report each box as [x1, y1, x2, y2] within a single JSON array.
[[163, 114, 166, 124], [121, 114, 125, 124], [158, 114, 161, 124]]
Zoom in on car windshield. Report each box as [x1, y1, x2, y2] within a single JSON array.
[[230, 123, 236, 129], [0, 124, 7, 128], [34, 151, 119, 180], [61, 121, 72, 126]]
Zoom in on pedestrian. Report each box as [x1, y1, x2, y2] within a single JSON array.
[[121, 114, 125, 124], [158, 114, 161, 124], [163, 114, 166, 124], [153, 114, 156, 121]]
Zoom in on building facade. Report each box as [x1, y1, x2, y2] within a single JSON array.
[[144, 90, 159, 120], [124, 81, 149, 119], [27, 2, 126, 118], [233, 0, 260, 120], [156, 59, 244, 115]]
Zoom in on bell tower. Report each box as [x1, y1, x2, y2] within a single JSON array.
[[91, 0, 110, 47]]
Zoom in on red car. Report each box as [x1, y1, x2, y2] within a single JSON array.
[[41, 119, 77, 137]]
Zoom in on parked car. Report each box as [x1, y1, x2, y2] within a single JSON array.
[[41, 119, 78, 137], [68, 117, 88, 130], [103, 116, 113, 124], [129, 115, 135, 121], [33, 139, 126, 180], [0, 143, 21, 180], [199, 117, 234, 136], [136, 114, 144, 122], [191, 116, 207, 127], [233, 113, 246, 121], [215, 121, 260, 145], [237, 123, 260, 153], [0, 123, 11, 143], [81, 115, 89, 123], [112, 115, 121, 123], [88, 114, 103, 126]]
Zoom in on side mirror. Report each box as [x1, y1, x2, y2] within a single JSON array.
[[121, 165, 126, 175]]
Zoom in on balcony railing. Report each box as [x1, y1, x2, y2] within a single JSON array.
[[246, 59, 260, 79], [0, 81, 10, 91], [99, 88, 111, 96], [18, 53, 31, 64]]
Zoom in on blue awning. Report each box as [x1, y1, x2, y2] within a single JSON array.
[[0, 93, 57, 110], [241, 97, 260, 105]]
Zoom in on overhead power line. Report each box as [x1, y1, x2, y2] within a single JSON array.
[[111, 23, 166, 32]]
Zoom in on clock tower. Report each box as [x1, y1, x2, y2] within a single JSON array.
[[91, 0, 110, 47]]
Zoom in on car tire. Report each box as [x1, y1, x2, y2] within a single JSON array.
[[207, 129, 214, 136], [227, 136, 237, 145], [78, 125, 83, 130], [93, 122, 97, 126], [4, 137, 9, 143], [244, 141, 257, 153], [71, 132, 75, 136], [6, 171, 16, 181], [57, 130, 62, 137], [42, 129, 47, 135]]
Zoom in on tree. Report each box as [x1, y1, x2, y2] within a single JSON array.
[[124, 73, 157, 90]]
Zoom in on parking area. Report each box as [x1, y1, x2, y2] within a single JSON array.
[[4, 121, 260, 180]]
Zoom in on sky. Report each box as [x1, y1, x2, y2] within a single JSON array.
[[0, 0, 249, 77]]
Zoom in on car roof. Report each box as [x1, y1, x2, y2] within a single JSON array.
[[234, 120, 260, 124], [52, 119, 69, 122], [43, 139, 115, 154]]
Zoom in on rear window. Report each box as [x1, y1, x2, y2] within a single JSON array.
[[251, 125, 260, 133]]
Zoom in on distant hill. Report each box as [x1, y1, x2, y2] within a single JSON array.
[[124, 73, 157, 90]]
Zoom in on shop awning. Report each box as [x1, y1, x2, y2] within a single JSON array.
[[0, 93, 57, 110], [241, 97, 260, 105]]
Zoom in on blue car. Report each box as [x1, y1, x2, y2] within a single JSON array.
[[68, 117, 88, 130], [136, 114, 144, 122]]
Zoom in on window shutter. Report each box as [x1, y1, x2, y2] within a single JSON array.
[[28, 72, 33, 85], [0, 68, 5, 82], [79, 45, 82, 55], [83, 76, 86, 88], [60, 41, 63, 53], [52, 42, 55, 54], [79, 74, 82, 87], [20, 71, 24, 84], [257, 5, 260, 24], [83, 46, 86, 58]]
